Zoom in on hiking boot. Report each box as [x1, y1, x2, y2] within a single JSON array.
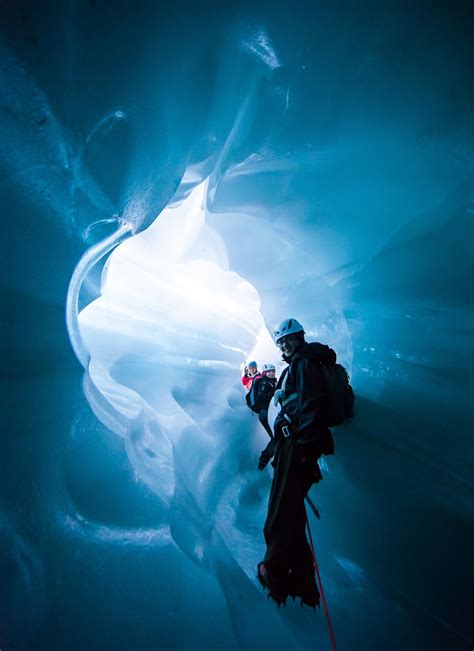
[[257, 563, 288, 606]]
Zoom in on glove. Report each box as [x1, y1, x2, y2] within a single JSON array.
[[258, 439, 275, 471]]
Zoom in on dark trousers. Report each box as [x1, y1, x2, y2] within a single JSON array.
[[263, 437, 317, 582]]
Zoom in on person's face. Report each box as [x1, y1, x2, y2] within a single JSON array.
[[265, 370, 276, 378], [248, 366, 258, 376], [276, 334, 301, 358]]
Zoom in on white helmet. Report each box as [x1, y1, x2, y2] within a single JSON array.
[[273, 318, 305, 343], [262, 363, 276, 373]]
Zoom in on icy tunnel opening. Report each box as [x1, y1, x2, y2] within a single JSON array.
[[79, 179, 274, 375], [74, 175, 354, 577], [76, 180, 280, 503]]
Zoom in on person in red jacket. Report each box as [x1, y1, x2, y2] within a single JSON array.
[[241, 361, 260, 391]]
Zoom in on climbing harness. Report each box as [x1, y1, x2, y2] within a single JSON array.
[[305, 508, 337, 651]]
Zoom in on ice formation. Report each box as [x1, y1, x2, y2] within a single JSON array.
[[1, 2, 472, 650]]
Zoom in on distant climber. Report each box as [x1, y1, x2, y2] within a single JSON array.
[[245, 363, 278, 438], [257, 318, 337, 608], [241, 361, 261, 391], [261, 363, 277, 382]]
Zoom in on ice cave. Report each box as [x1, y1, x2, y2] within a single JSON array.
[[1, 1, 473, 649]]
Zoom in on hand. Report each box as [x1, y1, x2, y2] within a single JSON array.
[[258, 440, 275, 471]]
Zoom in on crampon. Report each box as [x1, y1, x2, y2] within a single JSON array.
[[257, 562, 288, 607], [288, 572, 320, 610]]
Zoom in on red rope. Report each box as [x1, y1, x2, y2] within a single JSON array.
[[305, 509, 338, 651]]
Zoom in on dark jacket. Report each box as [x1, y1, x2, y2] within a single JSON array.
[[250, 375, 277, 412], [274, 342, 336, 457]]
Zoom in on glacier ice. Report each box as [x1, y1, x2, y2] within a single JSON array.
[[1, 2, 473, 650]]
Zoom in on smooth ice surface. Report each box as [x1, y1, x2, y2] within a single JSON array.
[[1, 2, 473, 650]]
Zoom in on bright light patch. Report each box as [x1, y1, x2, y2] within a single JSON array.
[[79, 180, 268, 389], [77, 180, 274, 503]]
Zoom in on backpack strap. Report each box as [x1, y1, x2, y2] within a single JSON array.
[[248, 378, 259, 408], [273, 366, 298, 409], [275, 367, 288, 391]]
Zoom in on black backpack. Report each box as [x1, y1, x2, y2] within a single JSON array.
[[320, 363, 354, 426], [245, 376, 276, 414]]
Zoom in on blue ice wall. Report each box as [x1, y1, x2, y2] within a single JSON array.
[[1, 2, 473, 650]]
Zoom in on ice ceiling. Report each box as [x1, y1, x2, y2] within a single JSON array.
[[1, 2, 472, 650]]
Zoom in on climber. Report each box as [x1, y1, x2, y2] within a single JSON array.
[[245, 363, 278, 438], [257, 318, 336, 608], [241, 361, 260, 391], [261, 363, 277, 380]]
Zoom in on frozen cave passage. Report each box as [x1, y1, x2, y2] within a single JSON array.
[[75, 170, 472, 650], [77, 177, 353, 515], [2, 2, 472, 649]]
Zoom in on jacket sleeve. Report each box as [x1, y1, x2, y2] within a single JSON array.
[[294, 357, 327, 440]]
